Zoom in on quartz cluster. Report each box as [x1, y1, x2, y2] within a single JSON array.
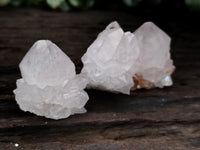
[[14, 40, 89, 119], [14, 21, 175, 120], [81, 21, 175, 94]]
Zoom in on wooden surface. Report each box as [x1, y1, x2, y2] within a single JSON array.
[[0, 8, 200, 150]]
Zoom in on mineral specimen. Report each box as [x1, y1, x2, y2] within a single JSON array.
[[131, 22, 175, 90], [81, 21, 175, 94], [13, 40, 89, 119]]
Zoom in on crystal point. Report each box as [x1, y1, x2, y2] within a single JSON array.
[[133, 22, 175, 89], [20, 40, 76, 88]]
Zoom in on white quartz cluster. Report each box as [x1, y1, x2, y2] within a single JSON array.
[[14, 40, 89, 119], [13, 21, 175, 120], [81, 21, 175, 94]]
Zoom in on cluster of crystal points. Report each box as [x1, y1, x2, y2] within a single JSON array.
[[81, 21, 175, 94], [14, 40, 89, 120], [13, 21, 175, 120]]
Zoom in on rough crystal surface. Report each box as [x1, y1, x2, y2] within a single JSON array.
[[14, 40, 89, 119], [19, 40, 76, 89], [81, 21, 175, 94], [132, 22, 175, 89], [81, 21, 140, 94]]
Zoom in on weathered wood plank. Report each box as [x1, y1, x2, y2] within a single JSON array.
[[0, 8, 200, 150]]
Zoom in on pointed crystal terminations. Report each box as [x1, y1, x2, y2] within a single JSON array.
[[131, 22, 175, 90], [81, 21, 175, 94], [13, 40, 89, 119], [81, 21, 140, 94]]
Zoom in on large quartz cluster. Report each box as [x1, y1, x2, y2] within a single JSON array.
[[81, 21, 175, 94], [14, 40, 89, 119]]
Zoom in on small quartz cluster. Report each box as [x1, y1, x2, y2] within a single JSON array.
[[81, 21, 175, 94], [14, 40, 89, 119]]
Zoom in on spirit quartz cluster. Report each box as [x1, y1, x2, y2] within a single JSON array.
[[81, 21, 175, 94], [14, 40, 89, 119], [14, 21, 175, 119]]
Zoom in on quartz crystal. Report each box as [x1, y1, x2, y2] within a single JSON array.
[[13, 40, 89, 119], [81, 21, 175, 94]]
